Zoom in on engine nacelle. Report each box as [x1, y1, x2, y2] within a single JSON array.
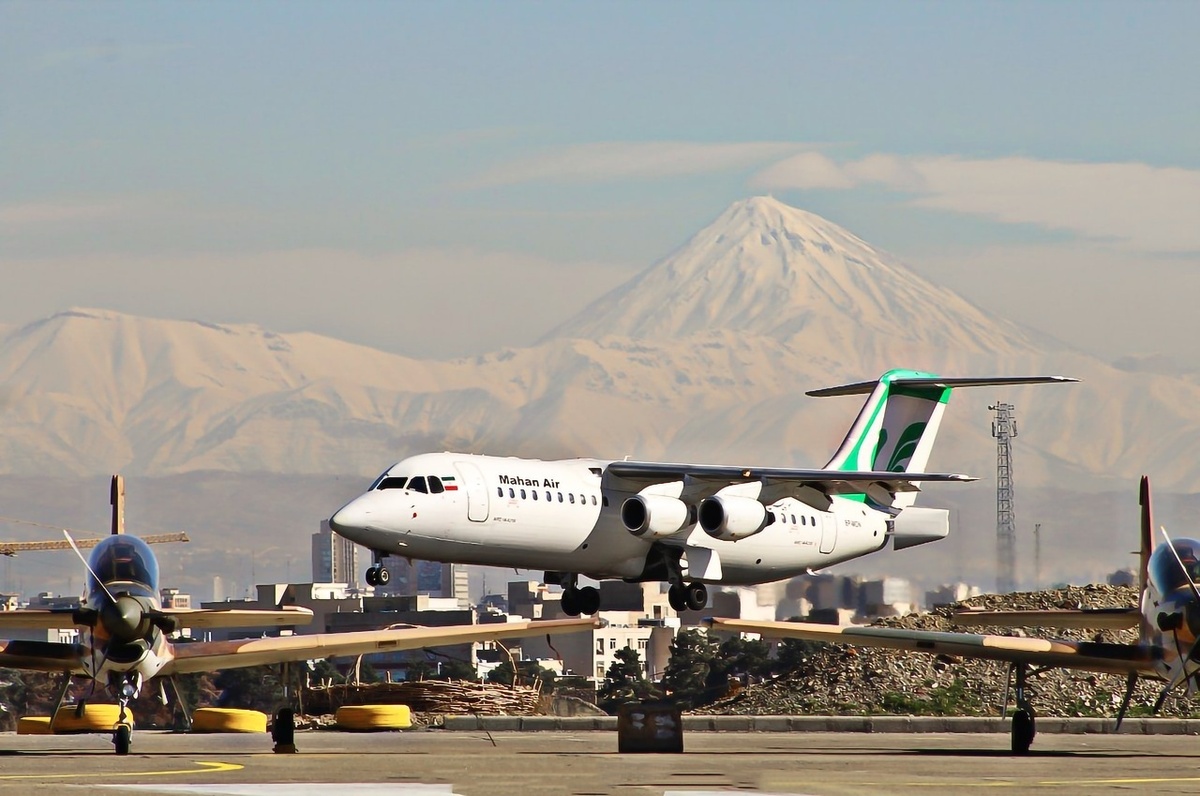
[[698, 495, 768, 542], [621, 495, 693, 539]]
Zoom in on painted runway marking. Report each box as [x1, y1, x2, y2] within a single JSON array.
[[0, 761, 242, 780]]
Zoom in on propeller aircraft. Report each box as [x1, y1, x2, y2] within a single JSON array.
[[0, 476, 595, 754], [707, 476, 1194, 754]]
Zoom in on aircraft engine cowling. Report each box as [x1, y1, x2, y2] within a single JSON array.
[[699, 495, 768, 542], [621, 495, 693, 539]]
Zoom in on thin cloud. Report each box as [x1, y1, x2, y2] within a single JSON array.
[[462, 141, 816, 189], [0, 200, 133, 227], [752, 153, 1200, 254], [31, 42, 193, 72]]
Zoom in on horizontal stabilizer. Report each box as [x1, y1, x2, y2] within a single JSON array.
[[807, 375, 1079, 398]]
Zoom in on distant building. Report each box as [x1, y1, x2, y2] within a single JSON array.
[[925, 582, 983, 608], [311, 520, 360, 588]]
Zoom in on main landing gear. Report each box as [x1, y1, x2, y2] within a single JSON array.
[[365, 552, 391, 587], [547, 572, 601, 616], [1005, 661, 1037, 755], [561, 582, 600, 617], [667, 582, 708, 612]]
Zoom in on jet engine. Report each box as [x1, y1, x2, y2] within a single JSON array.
[[621, 495, 693, 539], [698, 495, 768, 542]]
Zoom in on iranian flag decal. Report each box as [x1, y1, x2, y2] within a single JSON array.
[[443, 476, 459, 491]]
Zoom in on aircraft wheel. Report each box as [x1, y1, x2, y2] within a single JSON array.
[[684, 582, 708, 611], [561, 588, 581, 617], [113, 723, 132, 755], [1011, 710, 1035, 754], [667, 584, 687, 612], [577, 585, 601, 615], [365, 567, 378, 586], [376, 566, 391, 585]]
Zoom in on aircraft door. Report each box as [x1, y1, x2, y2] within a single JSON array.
[[454, 462, 490, 522], [819, 513, 838, 554]]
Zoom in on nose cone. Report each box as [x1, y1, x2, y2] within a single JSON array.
[[329, 496, 374, 538]]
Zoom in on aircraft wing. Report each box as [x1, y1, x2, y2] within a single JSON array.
[[604, 462, 974, 497], [0, 610, 82, 629], [0, 606, 314, 630], [163, 606, 314, 629], [0, 639, 83, 673], [950, 607, 1141, 630], [705, 618, 1152, 678], [161, 617, 598, 675]]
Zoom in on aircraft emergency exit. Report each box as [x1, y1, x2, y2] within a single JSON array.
[[330, 370, 1075, 616]]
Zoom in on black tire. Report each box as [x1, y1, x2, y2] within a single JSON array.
[[365, 568, 378, 586], [114, 723, 132, 755], [667, 585, 687, 612], [377, 567, 391, 585], [1011, 710, 1034, 755], [561, 588, 581, 617], [684, 583, 708, 611], [577, 586, 600, 616]]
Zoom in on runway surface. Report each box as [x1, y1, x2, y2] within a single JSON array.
[[1, 730, 1198, 795]]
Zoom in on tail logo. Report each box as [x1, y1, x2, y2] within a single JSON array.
[[884, 421, 928, 472]]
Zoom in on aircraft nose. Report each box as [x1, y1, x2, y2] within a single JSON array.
[[329, 497, 373, 536]]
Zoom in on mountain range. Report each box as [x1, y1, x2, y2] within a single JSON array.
[[1, 196, 1198, 595]]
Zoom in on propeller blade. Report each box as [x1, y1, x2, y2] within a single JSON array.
[[62, 530, 116, 604]]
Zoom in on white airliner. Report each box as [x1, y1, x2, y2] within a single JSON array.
[[329, 370, 1075, 616]]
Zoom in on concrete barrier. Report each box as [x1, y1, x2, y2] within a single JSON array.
[[437, 714, 1200, 734]]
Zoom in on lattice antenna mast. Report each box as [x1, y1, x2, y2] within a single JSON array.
[[991, 402, 1018, 593]]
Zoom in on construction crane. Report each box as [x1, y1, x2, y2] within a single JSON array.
[[0, 475, 190, 556]]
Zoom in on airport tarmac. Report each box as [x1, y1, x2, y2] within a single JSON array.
[[1, 730, 1199, 795]]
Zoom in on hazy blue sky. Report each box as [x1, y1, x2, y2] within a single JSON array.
[[3, 1, 1198, 365]]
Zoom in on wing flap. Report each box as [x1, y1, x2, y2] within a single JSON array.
[[706, 618, 1149, 677], [0, 639, 83, 673], [950, 608, 1140, 630], [163, 607, 314, 629], [162, 617, 597, 675]]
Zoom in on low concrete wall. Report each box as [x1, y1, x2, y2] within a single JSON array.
[[439, 715, 1200, 734]]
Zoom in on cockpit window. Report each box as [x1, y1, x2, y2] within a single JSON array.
[[377, 477, 408, 490], [408, 476, 428, 494], [368, 470, 391, 490], [1149, 539, 1200, 594], [429, 476, 444, 494], [88, 536, 158, 594]]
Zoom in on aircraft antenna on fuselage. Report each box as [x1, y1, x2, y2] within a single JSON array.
[[111, 474, 124, 535]]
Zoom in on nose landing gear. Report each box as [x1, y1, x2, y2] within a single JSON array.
[[364, 552, 391, 587], [111, 674, 140, 755]]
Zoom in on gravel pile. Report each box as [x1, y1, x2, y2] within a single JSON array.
[[710, 585, 1200, 718]]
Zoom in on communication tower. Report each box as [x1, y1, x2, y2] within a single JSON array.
[[991, 402, 1018, 593]]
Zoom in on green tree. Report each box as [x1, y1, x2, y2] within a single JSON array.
[[774, 637, 830, 674], [597, 646, 660, 714], [661, 629, 721, 709]]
